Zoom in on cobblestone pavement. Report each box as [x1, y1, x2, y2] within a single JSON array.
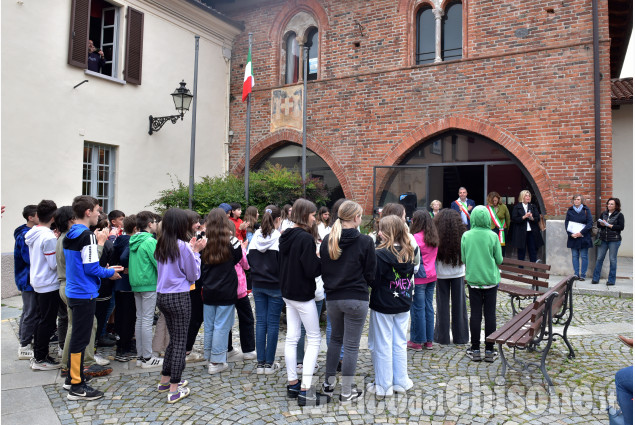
[[7, 293, 633, 424]]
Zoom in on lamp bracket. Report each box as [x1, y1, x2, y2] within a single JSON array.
[[149, 114, 183, 135]]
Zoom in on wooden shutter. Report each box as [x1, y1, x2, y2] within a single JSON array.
[[124, 7, 144, 85], [67, 0, 91, 68]]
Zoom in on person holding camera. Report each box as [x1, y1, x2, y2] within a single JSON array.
[[88, 40, 105, 73]]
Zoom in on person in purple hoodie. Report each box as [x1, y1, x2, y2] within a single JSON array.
[[154, 208, 206, 404]]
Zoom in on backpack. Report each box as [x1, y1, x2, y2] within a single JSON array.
[[414, 251, 427, 279]]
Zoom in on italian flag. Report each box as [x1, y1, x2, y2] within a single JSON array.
[[242, 46, 254, 102]]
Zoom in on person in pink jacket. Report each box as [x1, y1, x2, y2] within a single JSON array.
[[227, 227, 256, 362], [408, 210, 439, 350]]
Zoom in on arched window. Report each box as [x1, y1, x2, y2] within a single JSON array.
[[306, 28, 318, 81], [285, 32, 299, 84], [442, 1, 462, 61], [416, 6, 435, 64]]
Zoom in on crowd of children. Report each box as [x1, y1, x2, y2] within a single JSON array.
[[13, 193, 504, 406]]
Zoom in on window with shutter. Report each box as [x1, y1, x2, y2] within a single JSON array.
[[68, 0, 91, 68], [124, 7, 144, 85], [70, 0, 125, 78]]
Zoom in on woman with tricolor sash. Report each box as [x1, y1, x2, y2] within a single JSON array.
[[486, 192, 510, 257]]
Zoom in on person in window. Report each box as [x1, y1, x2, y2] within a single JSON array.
[[87, 40, 105, 74]]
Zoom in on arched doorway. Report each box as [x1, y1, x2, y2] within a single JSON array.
[[374, 131, 543, 218], [254, 143, 344, 205]]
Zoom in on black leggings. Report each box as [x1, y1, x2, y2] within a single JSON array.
[[114, 291, 136, 353], [228, 296, 255, 353], [186, 287, 204, 352], [467, 285, 498, 351], [94, 297, 112, 341]]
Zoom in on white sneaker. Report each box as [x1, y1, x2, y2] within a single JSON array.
[[208, 362, 228, 374], [242, 351, 257, 361], [393, 378, 414, 393], [94, 354, 110, 366], [136, 357, 143, 367], [18, 344, 33, 360], [264, 362, 280, 375], [226, 349, 243, 362], [297, 361, 320, 374], [141, 356, 164, 369], [31, 356, 62, 371], [365, 382, 393, 397], [185, 351, 205, 363]]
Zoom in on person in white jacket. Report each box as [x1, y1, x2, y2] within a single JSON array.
[[25, 199, 61, 370]]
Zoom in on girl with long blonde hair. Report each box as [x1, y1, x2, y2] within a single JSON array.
[[367, 215, 416, 397], [319, 200, 375, 402]]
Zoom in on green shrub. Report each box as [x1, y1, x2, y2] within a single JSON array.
[[150, 163, 329, 217]]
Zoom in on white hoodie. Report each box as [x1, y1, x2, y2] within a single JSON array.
[[25, 226, 59, 293]]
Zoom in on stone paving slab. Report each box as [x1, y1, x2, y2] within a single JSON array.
[[2, 292, 632, 424]]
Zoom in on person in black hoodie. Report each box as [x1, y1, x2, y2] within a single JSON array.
[[367, 215, 417, 398], [279, 198, 329, 406], [94, 214, 116, 348], [320, 200, 375, 402], [199, 208, 242, 375], [112, 215, 137, 361], [247, 205, 284, 375]]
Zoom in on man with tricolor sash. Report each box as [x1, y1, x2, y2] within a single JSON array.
[[451, 187, 476, 229]]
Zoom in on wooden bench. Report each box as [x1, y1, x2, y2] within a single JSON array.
[[498, 258, 552, 315], [486, 275, 576, 389]]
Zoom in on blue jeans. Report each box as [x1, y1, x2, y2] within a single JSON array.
[[297, 299, 324, 361], [252, 287, 284, 365], [203, 304, 235, 363], [410, 282, 436, 344], [368, 310, 412, 396], [571, 247, 589, 278], [592, 240, 621, 284], [616, 366, 633, 425]]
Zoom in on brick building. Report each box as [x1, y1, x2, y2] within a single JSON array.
[[214, 0, 631, 221]]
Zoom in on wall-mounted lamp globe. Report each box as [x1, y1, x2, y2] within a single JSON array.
[[149, 80, 194, 135]]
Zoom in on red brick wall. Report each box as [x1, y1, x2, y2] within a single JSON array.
[[225, 0, 612, 215]]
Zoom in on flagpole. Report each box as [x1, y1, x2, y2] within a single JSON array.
[[302, 43, 309, 198], [245, 33, 252, 204], [188, 35, 200, 210]]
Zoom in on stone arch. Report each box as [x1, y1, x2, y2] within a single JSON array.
[[370, 115, 554, 214], [231, 129, 354, 201]]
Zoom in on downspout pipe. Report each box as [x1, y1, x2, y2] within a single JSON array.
[[592, 0, 602, 219]]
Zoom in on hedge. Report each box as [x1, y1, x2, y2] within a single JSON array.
[[150, 163, 330, 217]]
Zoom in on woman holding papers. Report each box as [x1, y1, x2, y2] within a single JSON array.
[[564, 194, 593, 281]]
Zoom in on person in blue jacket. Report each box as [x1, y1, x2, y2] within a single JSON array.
[[564, 194, 593, 281], [450, 187, 476, 229], [64, 195, 122, 401], [14, 204, 39, 359]]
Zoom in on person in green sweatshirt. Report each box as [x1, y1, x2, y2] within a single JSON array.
[[129, 211, 163, 368], [461, 206, 503, 363]]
